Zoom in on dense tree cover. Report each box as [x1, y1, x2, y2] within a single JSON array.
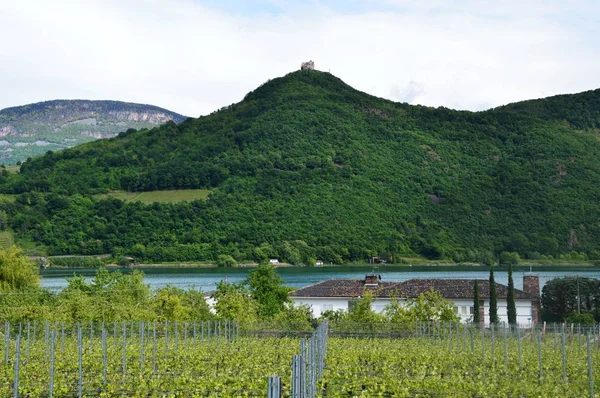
[[495, 88, 600, 130], [541, 277, 600, 323], [2, 71, 600, 262]]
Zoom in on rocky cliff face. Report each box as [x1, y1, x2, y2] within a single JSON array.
[[0, 100, 187, 164], [106, 110, 177, 123]]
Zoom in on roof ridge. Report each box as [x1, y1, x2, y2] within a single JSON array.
[[289, 278, 335, 293]]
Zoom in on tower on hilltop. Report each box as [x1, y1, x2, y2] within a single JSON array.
[[301, 60, 315, 70]]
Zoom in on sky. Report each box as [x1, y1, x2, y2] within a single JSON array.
[[1, 0, 599, 117]]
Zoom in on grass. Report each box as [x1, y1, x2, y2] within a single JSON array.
[[4, 165, 20, 174], [95, 189, 212, 203], [15, 235, 48, 256], [0, 193, 17, 202], [0, 230, 13, 249]]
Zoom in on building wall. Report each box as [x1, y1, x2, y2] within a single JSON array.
[[481, 299, 533, 325], [291, 297, 536, 326]]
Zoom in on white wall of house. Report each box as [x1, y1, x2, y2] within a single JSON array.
[[291, 297, 536, 326], [481, 299, 533, 325]]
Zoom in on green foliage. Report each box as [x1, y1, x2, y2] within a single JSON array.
[[153, 285, 212, 321], [49, 256, 107, 268], [0, 267, 217, 323], [245, 265, 290, 317], [0, 246, 39, 290], [565, 312, 596, 325], [212, 281, 258, 326], [216, 254, 237, 267], [3, 72, 600, 262], [345, 290, 384, 325], [489, 267, 499, 324], [272, 303, 315, 331], [323, 333, 600, 396], [3, 328, 600, 396], [499, 251, 520, 265], [116, 256, 131, 266], [0, 333, 299, 396], [95, 189, 211, 203], [327, 288, 459, 328], [384, 289, 460, 324], [506, 263, 517, 325], [541, 276, 600, 322]]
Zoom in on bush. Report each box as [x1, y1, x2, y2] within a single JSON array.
[[566, 312, 596, 325], [217, 254, 237, 267], [116, 256, 131, 266]]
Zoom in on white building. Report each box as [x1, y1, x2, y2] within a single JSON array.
[[269, 259, 279, 265], [290, 274, 541, 326]]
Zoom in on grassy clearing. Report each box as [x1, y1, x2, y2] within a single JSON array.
[[0, 193, 17, 202], [4, 165, 20, 174], [15, 236, 48, 256], [96, 189, 212, 203], [0, 230, 13, 249]]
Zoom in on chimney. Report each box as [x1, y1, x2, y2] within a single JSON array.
[[364, 274, 380, 287], [524, 273, 541, 324], [523, 274, 540, 297]]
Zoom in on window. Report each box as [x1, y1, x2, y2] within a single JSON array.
[[469, 306, 475, 315], [322, 304, 333, 312], [454, 306, 459, 313], [461, 306, 467, 315], [348, 299, 359, 311]]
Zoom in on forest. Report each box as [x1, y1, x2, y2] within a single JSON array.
[[1, 71, 600, 264]]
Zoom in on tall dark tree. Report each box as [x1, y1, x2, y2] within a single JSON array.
[[489, 267, 499, 324], [542, 277, 600, 322], [506, 263, 517, 325], [473, 280, 480, 325]]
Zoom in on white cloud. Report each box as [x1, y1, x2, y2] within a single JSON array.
[[0, 0, 599, 116]]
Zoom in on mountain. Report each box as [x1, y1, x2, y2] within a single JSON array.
[[0, 100, 187, 164], [2, 70, 600, 264], [493, 89, 600, 131]]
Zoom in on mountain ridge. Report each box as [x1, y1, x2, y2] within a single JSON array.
[[0, 99, 187, 164], [2, 70, 600, 263]]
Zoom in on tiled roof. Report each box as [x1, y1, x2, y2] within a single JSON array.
[[289, 278, 536, 299]]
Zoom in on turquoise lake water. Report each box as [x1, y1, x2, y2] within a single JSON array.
[[39, 266, 600, 292]]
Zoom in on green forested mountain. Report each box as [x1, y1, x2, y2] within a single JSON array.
[[495, 89, 600, 131], [1, 71, 600, 264], [0, 100, 186, 164]]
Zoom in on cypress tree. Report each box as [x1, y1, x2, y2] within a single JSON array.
[[489, 267, 499, 324], [473, 280, 480, 325], [507, 262, 517, 325]]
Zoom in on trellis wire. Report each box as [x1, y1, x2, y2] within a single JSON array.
[[1, 320, 598, 397]]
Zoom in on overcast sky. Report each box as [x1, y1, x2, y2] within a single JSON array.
[[1, 0, 599, 116]]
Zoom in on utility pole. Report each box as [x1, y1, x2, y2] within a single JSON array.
[[577, 275, 581, 314]]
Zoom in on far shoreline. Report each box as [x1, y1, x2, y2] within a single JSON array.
[[40, 261, 600, 274]]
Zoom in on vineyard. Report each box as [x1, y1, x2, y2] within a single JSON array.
[[0, 321, 598, 397]]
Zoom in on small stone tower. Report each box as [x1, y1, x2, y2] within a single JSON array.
[[523, 274, 541, 324], [301, 60, 315, 70]]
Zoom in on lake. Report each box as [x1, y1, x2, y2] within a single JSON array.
[[39, 265, 600, 292]]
